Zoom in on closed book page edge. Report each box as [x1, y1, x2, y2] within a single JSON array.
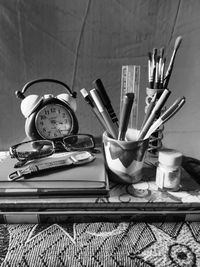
[[0, 152, 109, 193]]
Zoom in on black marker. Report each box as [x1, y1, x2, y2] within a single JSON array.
[[118, 93, 135, 141], [93, 79, 118, 126]]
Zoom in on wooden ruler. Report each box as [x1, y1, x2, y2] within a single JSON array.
[[120, 65, 140, 130]]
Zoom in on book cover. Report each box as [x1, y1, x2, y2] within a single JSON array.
[[0, 151, 109, 197]]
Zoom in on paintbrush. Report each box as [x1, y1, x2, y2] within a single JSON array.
[[160, 57, 166, 89], [163, 36, 182, 88]]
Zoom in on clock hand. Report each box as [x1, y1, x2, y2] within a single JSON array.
[[49, 119, 64, 125], [49, 119, 57, 124]]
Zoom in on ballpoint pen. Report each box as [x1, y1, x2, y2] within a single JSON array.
[[144, 96, 186, 139], [140, 92, 157, 130], [118, 93, 135, 140], [90, 88, 118, 139], [80, 88, 107, 130], [138, 89, 171, 140], [93, 79, 119, 126]]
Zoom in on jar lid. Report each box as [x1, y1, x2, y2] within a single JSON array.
[[158, 148, 182, 166]]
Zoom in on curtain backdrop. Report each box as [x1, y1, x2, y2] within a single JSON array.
[[0, 0, 199, 158]]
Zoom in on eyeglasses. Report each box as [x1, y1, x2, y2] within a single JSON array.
[[10, 134, 95, 167]]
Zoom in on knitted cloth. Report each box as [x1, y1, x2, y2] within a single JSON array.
[[0, 221, 200, 267]]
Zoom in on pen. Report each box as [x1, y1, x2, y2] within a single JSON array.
[[93, 79, 119, 126], [140, 92, 157, 130], [144, 96, 186, 139], [118, 93, 135, 140], [137, 89, 171, 140], [80, 88, 107, 130], [90, 88, 118, 139], [163, 36, 182, 88]]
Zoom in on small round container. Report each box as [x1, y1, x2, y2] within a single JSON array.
[[156, 148, 182, 191]]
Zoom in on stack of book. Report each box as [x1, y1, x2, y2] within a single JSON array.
[[0, 152, 109, 197]]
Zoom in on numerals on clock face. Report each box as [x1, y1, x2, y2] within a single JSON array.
[[35, 104, 73, 139]]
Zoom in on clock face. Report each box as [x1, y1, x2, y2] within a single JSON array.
[[35, 103, 73, 139]]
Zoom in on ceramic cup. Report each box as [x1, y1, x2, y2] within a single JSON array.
[[103, 130, 149, 184]]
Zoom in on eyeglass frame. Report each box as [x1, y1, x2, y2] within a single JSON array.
[[9, 134, 96, 163]]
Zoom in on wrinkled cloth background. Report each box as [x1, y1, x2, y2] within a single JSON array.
[[0, 0, 199, 158]]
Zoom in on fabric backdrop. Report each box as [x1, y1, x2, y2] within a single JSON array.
[[0, 0, 200, 159]]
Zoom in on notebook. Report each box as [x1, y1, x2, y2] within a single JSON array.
[[0, 151, 109, 197]]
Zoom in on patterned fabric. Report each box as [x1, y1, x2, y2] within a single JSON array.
[[1, 221, 200, 267]]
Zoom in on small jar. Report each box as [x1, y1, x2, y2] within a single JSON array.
[[156, 148, 182, 191]]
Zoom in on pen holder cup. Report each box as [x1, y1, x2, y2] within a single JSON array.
[[145, 87, 165, 154], [102, 131, 149, 184]]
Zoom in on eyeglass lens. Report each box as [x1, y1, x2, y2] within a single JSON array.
[[63, 135, 94, 151], [15, 140, 54, 161]]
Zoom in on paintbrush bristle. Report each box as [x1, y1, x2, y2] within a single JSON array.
[[148, 52, 152, 61], [159, 47, 165, 58], [174, 36, 182, 51]]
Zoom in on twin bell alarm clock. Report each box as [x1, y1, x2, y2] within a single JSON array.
[[15, 78, 79, 140]]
